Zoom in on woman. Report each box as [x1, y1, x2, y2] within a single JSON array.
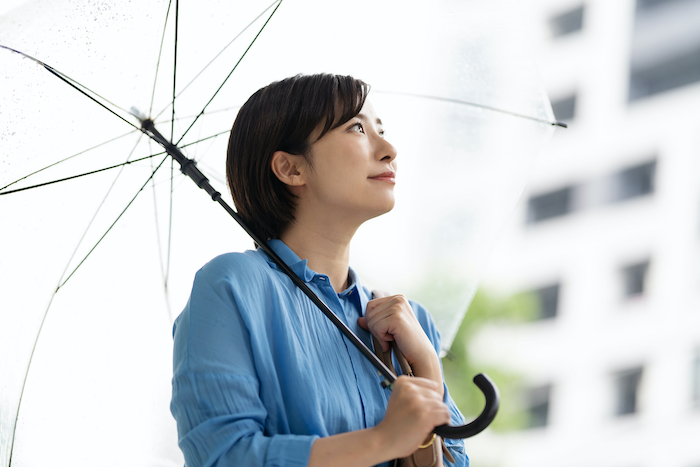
[[170, 74, 467, 466]]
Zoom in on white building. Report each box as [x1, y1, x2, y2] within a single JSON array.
[[466, 0, 700, 465]]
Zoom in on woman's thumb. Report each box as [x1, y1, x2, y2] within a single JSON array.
[[357, 317, 368, 330]]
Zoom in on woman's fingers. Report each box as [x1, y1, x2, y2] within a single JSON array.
[[357, 316, 391, 352], [361, 295, 435, 364], [376, 376, 451, 459], [364, 295, 413, 339]]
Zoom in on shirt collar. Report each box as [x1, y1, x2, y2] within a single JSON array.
[[338, 268, 371, 316], [262, 239, 316, 282], [261, 240, 371, 312]]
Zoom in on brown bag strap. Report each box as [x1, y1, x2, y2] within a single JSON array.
[[391, 341, 414, 377], [370, 335, 414, 378], [369, 291, 454, 466]]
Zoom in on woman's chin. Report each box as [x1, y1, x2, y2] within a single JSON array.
[[365, 199, 396, 221]]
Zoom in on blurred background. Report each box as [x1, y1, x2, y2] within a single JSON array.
[[443, 0, 700, 466], [1, 0, 698, 466]]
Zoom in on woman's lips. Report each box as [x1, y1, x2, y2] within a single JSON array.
[[368, 171, 396, 183]]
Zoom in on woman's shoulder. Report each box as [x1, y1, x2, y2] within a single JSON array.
[[198, 248, 268, 275], [201, 249, 258, 269], [183, 249, 288, 323], [192, 249, 277, 291]]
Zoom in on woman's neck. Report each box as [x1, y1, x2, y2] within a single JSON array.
[[279, 218, 357, 293]]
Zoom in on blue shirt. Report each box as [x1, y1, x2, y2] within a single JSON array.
[[171, 239, 467, 467]]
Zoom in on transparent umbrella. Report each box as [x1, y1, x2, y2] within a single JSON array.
[[0, 0, 562, 465]]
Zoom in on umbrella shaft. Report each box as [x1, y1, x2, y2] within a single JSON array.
[[141, 119, 398, 384], [140, 120, 502, 439]]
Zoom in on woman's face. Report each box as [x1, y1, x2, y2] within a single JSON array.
[[301, 101, 398, 224]]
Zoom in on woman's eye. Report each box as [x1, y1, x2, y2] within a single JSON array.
[[350, 122, 364, 133]]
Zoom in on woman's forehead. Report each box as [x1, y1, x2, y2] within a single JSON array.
[[355, 101, 383, 127]]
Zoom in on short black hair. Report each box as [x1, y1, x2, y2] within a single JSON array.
[[226, 74, 370, 241]]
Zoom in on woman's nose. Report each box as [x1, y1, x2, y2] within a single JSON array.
[[377, 136, 397, 163]]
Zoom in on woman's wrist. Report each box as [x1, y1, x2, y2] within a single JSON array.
[[408, 352, 445, 398], [308, 426, 394, 467]]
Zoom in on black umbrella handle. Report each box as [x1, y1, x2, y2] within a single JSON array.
[[145, 121, 500, 439], [435, 373, 499, 439]]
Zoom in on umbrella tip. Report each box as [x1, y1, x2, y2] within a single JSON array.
[[553, 121, 568, 129], [129, 106, 148, 124]]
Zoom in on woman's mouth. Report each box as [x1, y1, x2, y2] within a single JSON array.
[[368, 171, 396, 183]]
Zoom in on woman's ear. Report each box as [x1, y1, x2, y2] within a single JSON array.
[[271, 150, 307, 187]]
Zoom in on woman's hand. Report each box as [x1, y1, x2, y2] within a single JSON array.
[[308, 376, 449, 467], [358, 295, 433, 363], [358, 294, 443, 394], [374, 376, 451, 460]]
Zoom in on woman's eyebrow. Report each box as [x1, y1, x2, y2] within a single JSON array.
[[356, 113, 383, 126]]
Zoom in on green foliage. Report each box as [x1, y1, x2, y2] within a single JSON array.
[[442, 289, 538, 432]]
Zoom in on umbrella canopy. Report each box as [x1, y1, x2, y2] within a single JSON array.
[[0, 0, 558, 465]]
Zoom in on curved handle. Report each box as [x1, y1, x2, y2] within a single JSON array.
[[434, 373, 500, 439]]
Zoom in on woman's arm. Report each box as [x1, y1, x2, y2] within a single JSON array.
[[359, 294, 467, 466], [172, 256, 318, 466], [173, 256, 465, 466], [308, 376, 450, 467]]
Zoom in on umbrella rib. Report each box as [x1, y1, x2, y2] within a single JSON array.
[[37, 57, 208, 160], [55, 133, 147, 284], [166, 157, 175, 290], [164, 0, 180, 289], [375, 90, 569, 127], [195, 160, 227, 186], [0, 44, 138, 130], [171, 0, 179, 143], [192, 129, 226, 165], [8, 288, 59, 467], [0, 113, 228, 196], [7, 133, 150, 467], [0, 153, 163, 195], [148, 139, 169, 290], [180, 129, 231, 148], [58, 154, 171, 289], [156, 105, 241, 126], [175, 0, 283, 146], [152, 0, 281, 123], [0, 46, 180, 147], [149, 0, 175, 118], [42, 63, 140, 130], [0, 128, 139, 192]]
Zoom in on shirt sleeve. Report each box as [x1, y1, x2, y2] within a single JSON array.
[[410, 300, 469, 467], [170, 254, 317, 467]]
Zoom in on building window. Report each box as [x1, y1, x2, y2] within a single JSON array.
[[621, 260, 650, 298], [527, 186, 575, 223], [612, 160, 656, 202], [534, 283, 560, 319], [525, 384, 552, 428], [629, 46, 700, 101], [693, 349, 700, 406], [550, 94, 577, 122], [636, 0, 696, 12], [550, 6, 584, 37], [613, 367, 643, 416]]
